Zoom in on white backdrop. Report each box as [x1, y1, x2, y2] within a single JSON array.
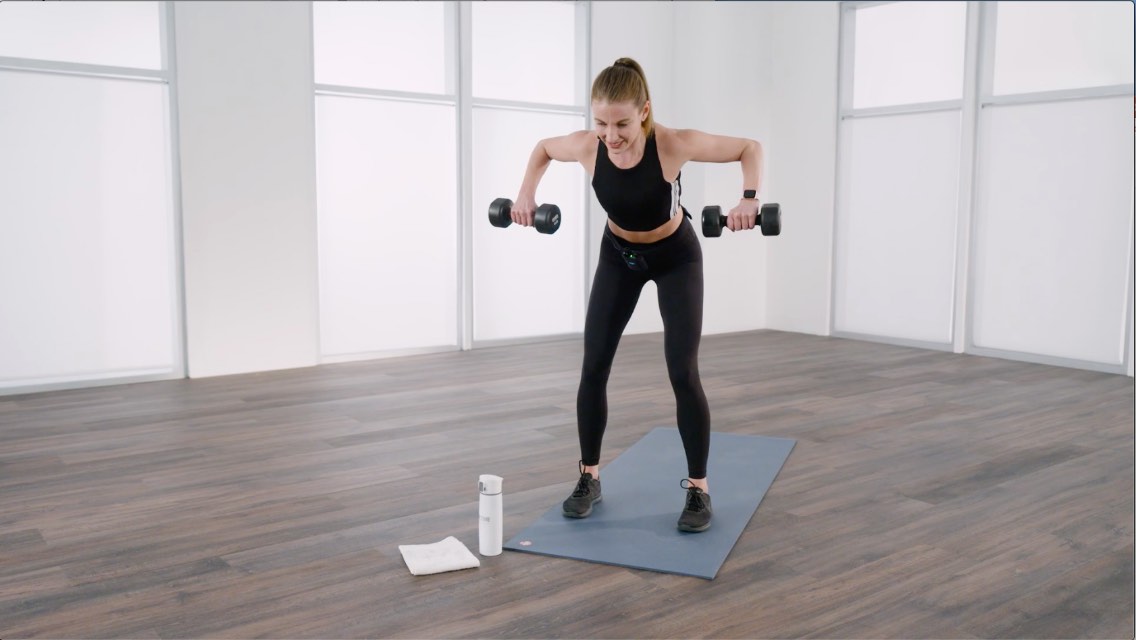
[[971, 97, 1133, 364], [2, 0, 1131, 391]]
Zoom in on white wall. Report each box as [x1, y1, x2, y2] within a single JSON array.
[[170, 0, 794, 379], [175, 1, 320, 378], [764, 2, 841, 337], [166, 0, 1129, 381], [674, 1, 774, 336]]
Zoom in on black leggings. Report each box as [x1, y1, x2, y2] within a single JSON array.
[[577, 216, 711, 478]]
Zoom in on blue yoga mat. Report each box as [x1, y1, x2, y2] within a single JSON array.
[[504, 427, 795, 579]]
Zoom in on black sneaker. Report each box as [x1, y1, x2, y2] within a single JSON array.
[[562, 463, 602, 518], [677, 480, 712, 532]]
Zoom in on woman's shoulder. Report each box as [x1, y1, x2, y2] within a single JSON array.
[[654, 124, 693, 151], [563, 129, 599, 175], [652, 124, 689, 181], [569, 129, 600, 156], [653, 124, 692, 160], [544, 129, 598, 163]]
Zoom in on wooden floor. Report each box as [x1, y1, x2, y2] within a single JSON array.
[[0, 330, 1132, 639]]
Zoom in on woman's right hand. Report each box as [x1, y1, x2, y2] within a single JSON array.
[[511, 194, 538, 227]]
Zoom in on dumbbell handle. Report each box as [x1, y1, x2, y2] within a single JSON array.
[[710, 211, 769, 228]]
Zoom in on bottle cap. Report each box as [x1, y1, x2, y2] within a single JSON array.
[[478, 474, 503, 495]]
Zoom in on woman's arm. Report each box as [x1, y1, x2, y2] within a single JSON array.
[[513, 130, 593, 226], [672, 129, 765, 231]]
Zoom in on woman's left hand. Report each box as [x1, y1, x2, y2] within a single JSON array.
[[726, 199, 760, 232]]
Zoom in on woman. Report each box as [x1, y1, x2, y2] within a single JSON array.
[[511, 58, 765, 533]]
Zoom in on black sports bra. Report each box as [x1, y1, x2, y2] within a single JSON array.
[[591, 134, 682, 232]]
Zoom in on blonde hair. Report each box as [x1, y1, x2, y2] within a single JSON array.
[[591, 57, 653, 137]]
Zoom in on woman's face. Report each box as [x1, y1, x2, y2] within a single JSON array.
[[592, 100, 648, 154]]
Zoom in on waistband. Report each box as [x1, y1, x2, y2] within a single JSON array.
[[603, 211, 693, 253]]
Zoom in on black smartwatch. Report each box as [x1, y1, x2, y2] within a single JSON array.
[[743, 189, 758, 200]]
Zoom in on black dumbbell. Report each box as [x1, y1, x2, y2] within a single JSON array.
[[488, 198, 561, 235], [701, 203, 781, 237]]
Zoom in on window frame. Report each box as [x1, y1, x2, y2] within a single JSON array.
[[311, 1, 592, 356], [0, 2, 188, 395], [833, 0, 1134, 375]]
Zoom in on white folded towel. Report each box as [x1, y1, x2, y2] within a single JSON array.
[[398, 536, 481, 576]]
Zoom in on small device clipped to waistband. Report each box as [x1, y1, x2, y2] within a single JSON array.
[[605, 232, 649, 272], [621, 248, 647, 272]]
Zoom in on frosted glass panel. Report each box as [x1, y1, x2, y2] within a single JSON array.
[[313, 2, 447, 94], [853, 2, 966, 108], [994, 2, 1134, 95], [835, 111, 962, 343], [0, 71, 178, 386], [473, 2, 578, 105], [473, 109, 585, 341], [316, 96, 458, 356], [0, 1, 160, 69], [971, 98, 1133, 364]]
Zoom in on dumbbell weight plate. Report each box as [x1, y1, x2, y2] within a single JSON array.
[[760, 203, 781, 236], [701, 205, 724, 237], [488, 198, 513, 228], [533, 204, 561, 234]]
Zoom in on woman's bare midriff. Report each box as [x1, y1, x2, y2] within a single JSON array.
[[607, 213, 683, 244]]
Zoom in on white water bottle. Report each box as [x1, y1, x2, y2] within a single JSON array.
[[478, 474, 503, 556]]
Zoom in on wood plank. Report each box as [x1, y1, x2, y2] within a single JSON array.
[[0, 330, 1130, 638]]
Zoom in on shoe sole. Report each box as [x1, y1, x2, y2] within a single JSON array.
[[677, 520, 711, 532], [562, 495, 602, 518]]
